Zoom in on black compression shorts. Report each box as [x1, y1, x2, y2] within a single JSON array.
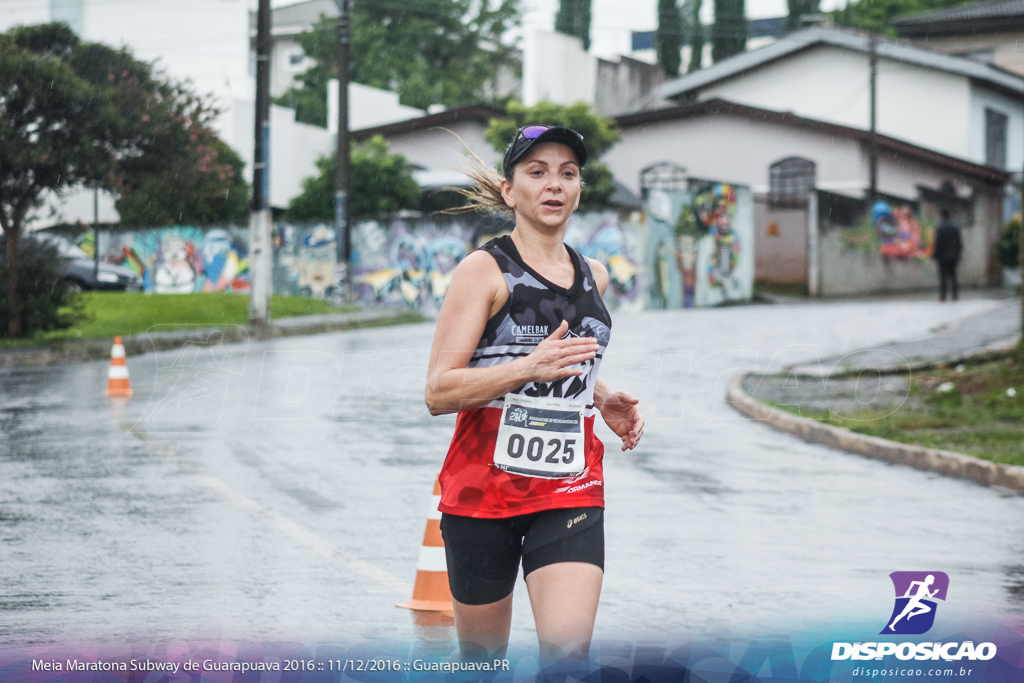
[[439, 507, 604, 606]]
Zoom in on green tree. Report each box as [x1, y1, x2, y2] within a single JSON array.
[[0, 236, 81, 338], [0, 23, 241, 337], [285, 136, 420, 222], [555, 0, 592, 50], [688, 0, 705, 72], [830, 0, 974, 34], [657, 0, 685, 77], [712, 0, 747, 62], [485, 101, 620, 209], [997, 217, 1020, 268], [786, 0, 820, 30], [274, 0, 521, 127], [117, 138, 249, 227]]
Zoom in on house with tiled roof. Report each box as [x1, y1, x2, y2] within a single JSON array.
[[894, 0, 1024, 76], [657, 26, 1024, 174]]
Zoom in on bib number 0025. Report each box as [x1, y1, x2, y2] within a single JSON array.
[[494, 394, 585, 479]]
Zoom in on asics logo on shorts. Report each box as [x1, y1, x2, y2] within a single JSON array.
[[567, 512, 587, 528]]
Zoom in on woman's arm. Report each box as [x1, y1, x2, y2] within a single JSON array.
[[594, 378, 644, 451], [587, 257, 644, 451], [425, 251, 599, 415]]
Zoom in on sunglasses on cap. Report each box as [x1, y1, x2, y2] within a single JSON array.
[[503, 125, 588, 178]]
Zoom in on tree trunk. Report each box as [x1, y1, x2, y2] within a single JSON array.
[[5, 225, 21, 338]]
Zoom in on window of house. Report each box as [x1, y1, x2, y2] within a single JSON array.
[[769, 157, 816, 206], [287, 50, 307, 71], [985, 108, 1008, 169]]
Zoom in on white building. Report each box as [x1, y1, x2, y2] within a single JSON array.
[[658, 26, 1024, 173], [2, 0, 253, 226], [2, 0, 431, 226]]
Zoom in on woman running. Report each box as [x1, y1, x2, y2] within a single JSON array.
[[425, 125, 644, 665]]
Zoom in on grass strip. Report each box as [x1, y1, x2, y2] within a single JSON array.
[[0, 292, 357, 348], [767, 354, 1024, 468]]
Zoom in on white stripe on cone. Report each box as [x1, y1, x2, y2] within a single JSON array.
[[107, 366, 130, 380], [416, 545, 447, 572], [111, 345, 126, 359], [427, 494, 441, 520]]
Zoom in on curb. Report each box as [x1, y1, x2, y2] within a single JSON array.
[[726, 372, 1024, 494], [788, 337, 1020, 377], [0, 309, 427, 369]]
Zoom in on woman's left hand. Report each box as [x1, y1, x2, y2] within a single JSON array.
[[598, 391, 644, 451]]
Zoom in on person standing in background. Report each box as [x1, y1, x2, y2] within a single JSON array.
[[933, 209, 963, 301]]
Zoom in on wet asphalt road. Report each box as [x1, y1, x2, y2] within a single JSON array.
[[2, 297, 1023, 653]]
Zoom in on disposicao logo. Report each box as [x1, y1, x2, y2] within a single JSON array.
[[881, 571, 949, 635], [830, 571, 998, 662]]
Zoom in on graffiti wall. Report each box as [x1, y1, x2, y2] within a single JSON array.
[[643, 180, 754, 309], [75, 200, 753, 311], [821, 196, 981, 296], [346, 212, 644, 313], [83, 227, 251, 294], [837, 200, 935, 260]]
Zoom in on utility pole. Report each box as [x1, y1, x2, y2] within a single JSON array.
[[250, 0, 272, 325], [1019, 161, 1024, 361], [92, 188, 99, 283], [868, 33, 878, 205], [335, 0, 352, 301]]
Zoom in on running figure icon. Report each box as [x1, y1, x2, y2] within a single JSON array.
[[888, 575, 938, 630], [881, 571, 949, 635]]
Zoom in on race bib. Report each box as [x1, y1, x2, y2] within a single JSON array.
[[493, 393, 585, 479]]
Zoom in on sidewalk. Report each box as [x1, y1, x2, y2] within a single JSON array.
[[0, 307, 425, 368], [789, 296, 1021, 377], [731, 295, 1024, 492]]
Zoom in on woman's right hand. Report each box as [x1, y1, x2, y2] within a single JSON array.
[[521, 320, 599, 383]]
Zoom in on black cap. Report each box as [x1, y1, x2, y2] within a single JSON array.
[[502, 125, 588, 178]]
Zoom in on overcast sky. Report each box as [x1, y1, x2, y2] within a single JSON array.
[[520, 0, 850, 59], [263, 0, 854, 62]]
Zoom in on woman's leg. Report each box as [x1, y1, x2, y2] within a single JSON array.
[[452, 594, 514, 660], [519, 507, 606, 666], [525, 562, 603, 664], [441, 512, 524, 661]]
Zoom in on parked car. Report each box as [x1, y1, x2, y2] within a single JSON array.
[[37, 234, 144, 292]]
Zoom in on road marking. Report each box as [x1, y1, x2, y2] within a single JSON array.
[[131, 429, 412, 595]]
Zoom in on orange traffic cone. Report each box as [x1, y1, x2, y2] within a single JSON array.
[[104, 336, 134, 397], [397, 478, 453, 613]]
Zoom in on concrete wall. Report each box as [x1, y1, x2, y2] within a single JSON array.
[[595, 56, 666, 116], [328, 81, 425, 133], [818, 225, 986, 296], [522, 29, 597, 107], [700, 44, 976, 162], [817, 190, 996, 296]]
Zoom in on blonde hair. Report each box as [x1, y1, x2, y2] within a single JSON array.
[[439, 131, 512, 215]]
